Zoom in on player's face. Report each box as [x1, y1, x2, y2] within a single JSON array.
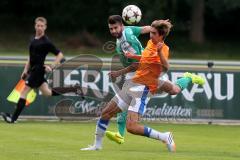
[[150, 27, 162, 44], [35, 21, 46, 35], [108, 23, 123, 38]]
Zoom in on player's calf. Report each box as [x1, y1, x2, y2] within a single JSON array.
[[126, 120, 139, 134], [126, 112, 144, 135]]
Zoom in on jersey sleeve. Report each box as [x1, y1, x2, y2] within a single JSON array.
[[128, 26, 142, 37], [47, 41, 60, 55]]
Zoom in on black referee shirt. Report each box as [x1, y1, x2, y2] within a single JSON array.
[[29, 35, 60, 69]]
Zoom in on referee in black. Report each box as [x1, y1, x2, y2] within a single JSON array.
[[2, 17, 82, 123]]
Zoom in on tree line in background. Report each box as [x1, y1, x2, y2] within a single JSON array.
[[0, 0, 240, 45]]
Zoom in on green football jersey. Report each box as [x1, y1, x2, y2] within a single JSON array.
[[115, 26, 144, 67]]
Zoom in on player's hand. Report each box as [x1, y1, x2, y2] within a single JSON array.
[[108, 71, 121, 78], [157, 42, 163, 52], [21, 71, 28, 80], [44, 65, 52, 73]]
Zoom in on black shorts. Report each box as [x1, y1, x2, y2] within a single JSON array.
[[25, 66, 47, 88]]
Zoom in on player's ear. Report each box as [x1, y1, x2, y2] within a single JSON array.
[[120, 23, 124, 28]]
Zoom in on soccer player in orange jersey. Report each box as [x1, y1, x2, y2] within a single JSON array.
[[81, 20, 177, 152], [125, 20, 204, 96], [81, 19, 205, 151]]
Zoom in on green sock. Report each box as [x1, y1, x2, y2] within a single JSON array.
[[175, 77, 192, 90], [117, 111, 127, 137]]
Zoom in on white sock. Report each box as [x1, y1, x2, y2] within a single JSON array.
[[144, 126, 167, 141], [94, 118, 109, 148], [149, 129, 167, 141]]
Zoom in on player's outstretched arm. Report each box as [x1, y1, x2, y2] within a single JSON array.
[[124, 52, 141, 61], [141, 20, 171, 34], [108, 63, 138, 78], [141, 26, 151, 34]]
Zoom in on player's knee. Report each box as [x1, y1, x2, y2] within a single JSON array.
[[169, 86, 181, 95], [169, 90, 177, 95], [101, 110, 112, 120], [101, 101, 119, 120]]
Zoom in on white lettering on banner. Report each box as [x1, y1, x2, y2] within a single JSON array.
[[81, 70, 103, 98], [170, 72, 234, 101], [102, 71, 122, 96], [200, 73, 212, 99], [102, 71, 114, 96], [64, 70, 80, 85], [71, 100, 105, 115], [144, 103, 192, 118], [60, 70, 234, 102], [74, 100, 96, 113], [214, 73, 234, 100], [70, 100, 191, 119]]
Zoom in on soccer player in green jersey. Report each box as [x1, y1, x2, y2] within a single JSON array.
[[105, 15, 151, 145]]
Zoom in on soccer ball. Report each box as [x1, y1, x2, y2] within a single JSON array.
[[122, 5, 142, 25]]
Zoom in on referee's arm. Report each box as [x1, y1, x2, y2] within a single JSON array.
[[52, 52, 64, 69], [21, 58, 30, 79]]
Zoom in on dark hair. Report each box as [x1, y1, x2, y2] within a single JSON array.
[[108, 15, 123, 24], [151, 20, 173, 40]]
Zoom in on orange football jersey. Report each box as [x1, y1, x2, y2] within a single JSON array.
[[132, 40, 169, 93]]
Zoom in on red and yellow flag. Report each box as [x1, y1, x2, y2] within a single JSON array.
[[7, 79, 37, 106]]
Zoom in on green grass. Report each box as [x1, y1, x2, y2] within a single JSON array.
[[0, 121, 239, 160]]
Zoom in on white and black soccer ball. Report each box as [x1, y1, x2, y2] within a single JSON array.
[[122, 5, 142, 25]]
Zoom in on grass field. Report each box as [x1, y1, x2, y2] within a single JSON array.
[[0, 121, 239, 160]]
